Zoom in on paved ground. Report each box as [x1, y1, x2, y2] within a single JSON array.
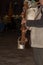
[[0, 31, 35, 65]]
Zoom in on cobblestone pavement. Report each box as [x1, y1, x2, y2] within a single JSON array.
[[0, 32, 35, 65]]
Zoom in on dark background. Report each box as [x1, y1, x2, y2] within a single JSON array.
[[0, 0, 24, 16]]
